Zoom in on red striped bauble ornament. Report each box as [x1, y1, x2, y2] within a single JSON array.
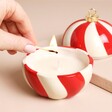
[[62, 8, 112, 59]]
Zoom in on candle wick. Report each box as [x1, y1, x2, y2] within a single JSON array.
[[48, 50, 58, 54], [36, 48, 58, 54]]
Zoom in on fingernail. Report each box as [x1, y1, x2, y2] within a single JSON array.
[[24, 45, 36, 53]]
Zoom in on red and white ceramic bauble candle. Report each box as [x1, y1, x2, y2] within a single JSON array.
[[23, 36, 93, 100], [62, 8, 112, 59]]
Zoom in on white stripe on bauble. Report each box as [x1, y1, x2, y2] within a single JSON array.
[[38, 74, 67, 99], [99, 20, 112, 35], [63, 21, 86, 46], [85, 22, 107, 58], [80, 64, 92, 87]]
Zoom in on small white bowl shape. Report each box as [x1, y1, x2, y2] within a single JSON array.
[[23, 46, 93, 100]]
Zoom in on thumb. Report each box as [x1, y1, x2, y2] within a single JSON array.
[[0, 30, 36, 53]]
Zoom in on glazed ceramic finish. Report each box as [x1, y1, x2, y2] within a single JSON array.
[[63, 19, 112, 59], [23, 47, 93, 99]]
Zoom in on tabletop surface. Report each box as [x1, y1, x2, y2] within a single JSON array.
[[0, 0, 112, 112]]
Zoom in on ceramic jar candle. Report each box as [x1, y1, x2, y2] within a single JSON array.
[[23, 44, 93, 99]]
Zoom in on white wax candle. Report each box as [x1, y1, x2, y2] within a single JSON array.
[[25, 47, 88, 77], [23, 47, 92, 99]]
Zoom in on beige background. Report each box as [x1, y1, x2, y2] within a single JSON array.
[[0, 0, 112, 112]]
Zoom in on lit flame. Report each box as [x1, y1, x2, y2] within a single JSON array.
[[49, 35, 57, 47], [35, 35, 58, 53]]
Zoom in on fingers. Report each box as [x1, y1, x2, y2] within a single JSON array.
[[5, 21, 21, 35], [0, 29, 36, 53], [1, 22, 19, 54], [0, 0, 37, 53], [5, 0, 37, 44], [0, 0, 37, 44], [7, 50, 17, 55], [0, 22, 8, 32], [1, 21, 20, 35]]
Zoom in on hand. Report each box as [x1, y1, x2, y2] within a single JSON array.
[[0, 0, 37, 54]]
